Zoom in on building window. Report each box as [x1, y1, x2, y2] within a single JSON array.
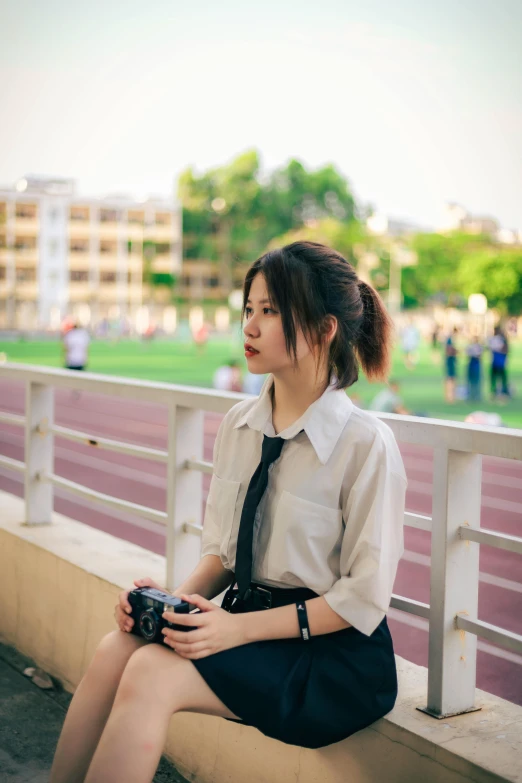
[[15, 203, 37, 219], [70, 240, 89, 253], [16, 267, 36, 282], [155, 242, 171, 254], [70, 207, 89, 221], [70, 270, 89, 282], [15, 237, 37, 250], [100, 271, 116, 283], [128, 211, 144, 224], [100, 209, 118, 223], [155, 212, 171, 226], [0, 266, 6, 280], [100, 241, 117, 254], [207, 277, 220, 288], [128, 239, 142, 254]]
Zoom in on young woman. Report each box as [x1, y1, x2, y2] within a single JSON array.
[[50, 241, 407, 783]]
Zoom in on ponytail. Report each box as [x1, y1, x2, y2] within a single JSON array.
[[355, 280, 393, 382]]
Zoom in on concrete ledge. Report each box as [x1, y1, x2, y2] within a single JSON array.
[[1, 489, 521, 783]]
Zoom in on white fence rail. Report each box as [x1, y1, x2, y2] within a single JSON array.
[[1, 362, 522, 720]]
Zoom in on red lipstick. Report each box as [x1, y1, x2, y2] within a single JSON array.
[[244, 343, 259, 358]]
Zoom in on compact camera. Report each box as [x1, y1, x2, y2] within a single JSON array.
[[128, 586, 196, 643]]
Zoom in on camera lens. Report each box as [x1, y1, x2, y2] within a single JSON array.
[[139, 610, 157, 640]]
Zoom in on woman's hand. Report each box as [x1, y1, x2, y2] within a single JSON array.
[[161, 594, 247, 659], [114, 576, 165, 633]]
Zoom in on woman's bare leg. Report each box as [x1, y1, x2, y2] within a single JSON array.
[[444, 378, 455, 403], [84, 642, 240, 783], [50, 630, 147, 783]]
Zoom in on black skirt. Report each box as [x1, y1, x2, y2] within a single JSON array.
[[193, 586, 398, 749]]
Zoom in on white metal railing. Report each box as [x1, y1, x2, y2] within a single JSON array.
[[1, 361, 522, 720]]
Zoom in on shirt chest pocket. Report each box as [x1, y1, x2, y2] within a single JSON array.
[[206, 474, 241, 565], [267, 490, 343, 581]]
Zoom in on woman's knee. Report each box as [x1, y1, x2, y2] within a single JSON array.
[[88, 630, 145, 676], [115, 644, 186, 706]]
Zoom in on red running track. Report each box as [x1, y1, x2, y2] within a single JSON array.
[[1, 379, 521, 706]]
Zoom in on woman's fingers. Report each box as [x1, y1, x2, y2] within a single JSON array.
[[133, 577, 163, 591], [118, 589, 132, 614], [114, 604, 134, 632], [163, 638, 210, 657], [181, 593, 216, 612], [115, 589, 133, 631], [163, 627, 206, 644], [162, 610, 207, 628]]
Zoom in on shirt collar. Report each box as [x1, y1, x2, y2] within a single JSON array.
[[234, 375, 354, 465]]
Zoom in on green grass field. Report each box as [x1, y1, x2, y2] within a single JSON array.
[[1, 336, 521, 428]]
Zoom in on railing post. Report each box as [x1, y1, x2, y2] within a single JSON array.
[[421, 447, 482, 718], [24, 382, 54, 525], [165, 400, 203, 591]]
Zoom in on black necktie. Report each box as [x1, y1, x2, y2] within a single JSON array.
[[235, 434, 285, 599]]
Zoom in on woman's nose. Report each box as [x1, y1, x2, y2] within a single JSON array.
[[244, 316, 260, 338]]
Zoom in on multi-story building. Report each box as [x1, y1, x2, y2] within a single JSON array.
[[178, 260, 245, 302], [0, 175, 182, 330], [441, 203, 522, 245], [441, 202, 500, 236]]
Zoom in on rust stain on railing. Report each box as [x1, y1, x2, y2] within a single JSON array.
[[457, 610, 470, 648]]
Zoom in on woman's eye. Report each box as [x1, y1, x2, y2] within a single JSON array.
[[244, 306, 277, 317]]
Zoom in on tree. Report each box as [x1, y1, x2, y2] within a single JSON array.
[[267, 217, 366, 268], [401, 232, 496, 309], [178, 150, 359, 293], [457, 248, 522, 315], [179, 150, 262, 289], [261, 159, 356, 243]]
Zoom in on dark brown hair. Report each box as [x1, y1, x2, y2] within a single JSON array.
[[243, 241, 393, 389]]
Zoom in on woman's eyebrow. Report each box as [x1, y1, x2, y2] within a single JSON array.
[[246, 298, 272, 305]]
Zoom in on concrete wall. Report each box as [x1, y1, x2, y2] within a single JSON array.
[[1, 490, 520, 783]]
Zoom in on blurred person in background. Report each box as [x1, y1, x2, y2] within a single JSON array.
[[193, 322, 210, 355], [444, 327, 459, 403], [142, 322, 157, 342], [489, 325, 510, 400], [466, 333, 483, 402], [465, 410, 503, 427], [242, 370, 266, 395], [213, 359, 242, 392], [430, 322, 442, 364], [506, 317, 517, 340], [400, 319, 420, 370], [369, 380, 410, 415], [60, 315, 74, 336], [62, 323, 90, 371]]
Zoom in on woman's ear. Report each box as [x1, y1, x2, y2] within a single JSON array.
[[323, 315, 338, 344]]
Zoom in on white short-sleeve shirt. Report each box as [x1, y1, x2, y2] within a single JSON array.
[[201, 375, 407, 636], [63, 328, 90, 366]]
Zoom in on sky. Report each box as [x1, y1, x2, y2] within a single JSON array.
[[1, 0, 521, 230]]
